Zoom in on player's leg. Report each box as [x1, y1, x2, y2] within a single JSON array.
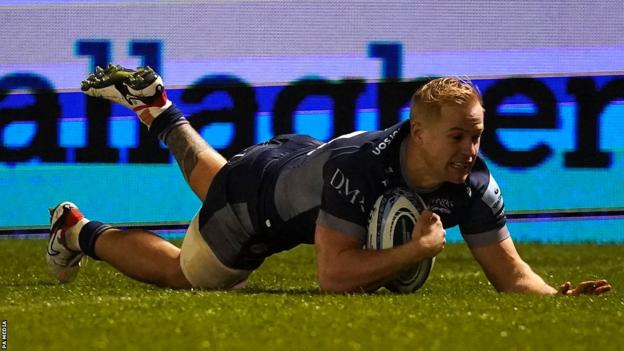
[[46, 202, 249, 289], [80, 64, 224, 200], [92, 228, 190, 289], [92, 210, 250, 289], [178, 212, 251, 289], [46, 201, 187, 288], [164, 123, 225, 201], [52, 65, 247, 288]]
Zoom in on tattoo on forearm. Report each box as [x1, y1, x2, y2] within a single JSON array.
[[165, 125, 209, 181]]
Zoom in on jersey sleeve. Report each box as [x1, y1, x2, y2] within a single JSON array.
[[459, 169, 510, 247], [315, 155, 375, 245]]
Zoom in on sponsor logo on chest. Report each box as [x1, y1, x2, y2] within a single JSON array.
[[329, 168, 366, 213]]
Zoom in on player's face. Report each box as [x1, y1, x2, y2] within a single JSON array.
[[419, 101, 484, 184]]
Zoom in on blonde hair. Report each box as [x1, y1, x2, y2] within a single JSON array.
[[409, 77, 482, 123]]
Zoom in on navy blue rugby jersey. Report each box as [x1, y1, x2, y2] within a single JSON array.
[[234, 120, 508, 255]]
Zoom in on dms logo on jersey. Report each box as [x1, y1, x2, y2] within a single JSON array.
[[329, 168, 366, 213]]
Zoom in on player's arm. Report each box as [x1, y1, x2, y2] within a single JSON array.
[[470, 236, 611, 295], [314, 210, 445, 293]]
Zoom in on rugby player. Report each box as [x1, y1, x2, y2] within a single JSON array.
[[46, 64, 611, 296]]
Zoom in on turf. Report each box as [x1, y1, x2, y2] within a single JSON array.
[[1, 239, 623, 351]]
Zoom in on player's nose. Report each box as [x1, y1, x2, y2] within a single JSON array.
[[461, 139, 478, 158]]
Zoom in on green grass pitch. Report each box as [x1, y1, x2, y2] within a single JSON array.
[[1, 239, 623, 351]]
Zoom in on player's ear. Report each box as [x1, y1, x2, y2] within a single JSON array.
[[410, 120, 424, 144]]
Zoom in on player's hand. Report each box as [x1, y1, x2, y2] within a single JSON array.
[[558, 280, 611, 296], [411, 209, 446, 259]]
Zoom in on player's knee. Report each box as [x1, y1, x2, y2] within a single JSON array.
[[160, 256, 193, 289]]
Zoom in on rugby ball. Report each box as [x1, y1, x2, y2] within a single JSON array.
[[367, 188, 435, 293]]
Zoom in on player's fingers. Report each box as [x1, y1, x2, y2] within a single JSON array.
[[572, 281, 594, 295], [558, 282, 571, 295], [571, 280, 609, 295], [419, 210, 437, 226], [592, 279, 609, 287], [577, 280, 596, 287], [430, 212, 441, 224], [586, 280, 610, 293], [594, 284, 611, 295], [414, 210, 429, 228]]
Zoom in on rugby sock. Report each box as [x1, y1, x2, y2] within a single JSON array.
[[134, 87, 172, 127], [63, 217, 90, 251], [136, 93, 172, 121], [147, 104, 189, 143], [77, 221, 113, 260]]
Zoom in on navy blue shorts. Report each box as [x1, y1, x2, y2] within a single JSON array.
[[196, 134, 321, 270]]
